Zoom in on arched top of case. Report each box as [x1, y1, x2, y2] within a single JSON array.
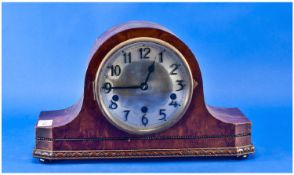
[[83, 21, 205, 106]]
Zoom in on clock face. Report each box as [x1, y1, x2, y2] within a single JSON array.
[[95, 37, 194, 135]]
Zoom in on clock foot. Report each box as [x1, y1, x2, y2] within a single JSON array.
[[39, 158, 52, 163], [236, 154, 248, 159]]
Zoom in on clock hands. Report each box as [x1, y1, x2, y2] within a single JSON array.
[[102, 83, 147, 92], [111, 85, 141, 89], [143, 60, 156, 84], [102, 83, 141, 92], [140, 58, 156, 90], [103, 58, 157, 92]]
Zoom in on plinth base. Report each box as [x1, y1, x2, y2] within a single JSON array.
[[33, 144, 254, 160]]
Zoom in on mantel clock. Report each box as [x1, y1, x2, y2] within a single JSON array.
[[33, 21, 254, 161]]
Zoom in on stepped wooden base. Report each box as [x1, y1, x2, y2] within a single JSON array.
[[33, 22, 255, 161], [33, 145, 254, 160]]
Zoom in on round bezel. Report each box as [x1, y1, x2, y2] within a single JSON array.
[[94, 37, 194, 135]]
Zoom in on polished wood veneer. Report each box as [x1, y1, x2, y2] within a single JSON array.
[[33, 21, 254, 160]]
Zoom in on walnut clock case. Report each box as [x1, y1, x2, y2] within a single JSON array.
[[33, 21, 254, 161]]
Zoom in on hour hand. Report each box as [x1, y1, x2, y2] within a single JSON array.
[[144, 60, 156, 84]]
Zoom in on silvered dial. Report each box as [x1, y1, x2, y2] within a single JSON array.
[[95, 38, 194, 135]]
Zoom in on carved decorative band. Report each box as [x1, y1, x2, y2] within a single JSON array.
[[33, 145, 255, 160], [36, 133, 251, 142]]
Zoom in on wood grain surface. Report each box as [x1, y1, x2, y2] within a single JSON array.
[[34, 21, 254, 159]]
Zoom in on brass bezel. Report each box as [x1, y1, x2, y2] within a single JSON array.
[[94, 37, 194, 135]]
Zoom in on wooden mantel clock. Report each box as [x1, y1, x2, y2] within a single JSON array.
[[33, 21, 254, 161]]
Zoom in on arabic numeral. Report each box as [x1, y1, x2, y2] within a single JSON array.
[[141, 106, 148, 126], [139, 48, 150, 59], [107, 65, 121, 76], [159, 51, 164, 63], [123, 110, 130, 121], [170, 63, 180, 75], [102, 82, 112, 93], [159, 109, 167, 121], [176, 80, 185, 91], [169, 93, 180, 108], [142, 115, 148, 126], [123, 51, 131, 64], [109, 95, 119, 109]]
